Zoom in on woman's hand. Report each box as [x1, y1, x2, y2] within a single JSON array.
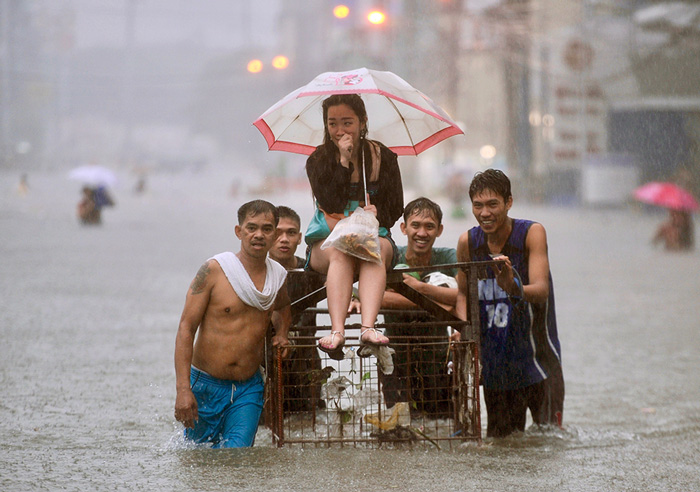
[[363, 204, 378, 217], [338, 134, 354, 166]]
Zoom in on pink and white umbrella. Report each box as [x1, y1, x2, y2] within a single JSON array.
[[253, 67, 464, 156], [633, 181, 699, 212]]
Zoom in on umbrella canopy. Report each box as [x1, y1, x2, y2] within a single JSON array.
[[633, 181, 699, 212], [253, 67, 464, 156], [68, 165, 117, 188]]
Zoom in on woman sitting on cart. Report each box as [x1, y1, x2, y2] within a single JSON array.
[[304, 94, 404, 359]]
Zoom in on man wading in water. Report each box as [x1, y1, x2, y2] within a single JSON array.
[[454, 169, 564, 437], [174, 200, 291, 448]]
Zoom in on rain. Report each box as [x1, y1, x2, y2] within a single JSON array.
[[1, 1, 699, 490]]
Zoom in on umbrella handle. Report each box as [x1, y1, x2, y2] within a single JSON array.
[[359, 143, 370, 206]]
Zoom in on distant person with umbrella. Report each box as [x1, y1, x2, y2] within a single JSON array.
[[76, 185, 114, 226], [634, 181, 698, 252], [305, 94, 404, 358], [653, 210, 694, 251], [17, 173, 29, 196], [69, 163, 117, 226], [77, 186, 100, 225]]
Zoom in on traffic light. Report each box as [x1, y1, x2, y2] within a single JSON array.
[[247, 59, 263, 74], [367, 10, 386, 25], [333, 4, 350, 19], [272, 55, 289, 70]]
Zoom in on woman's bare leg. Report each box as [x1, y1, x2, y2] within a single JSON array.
[[310, 243, 355, 349], [357, 238, 393, 344]]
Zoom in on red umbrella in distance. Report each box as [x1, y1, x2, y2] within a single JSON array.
[[633, 182, 699, 212]]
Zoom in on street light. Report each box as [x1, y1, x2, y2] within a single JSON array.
[[367, 10, 386, 25], [333, 5, 350, 19], [271, 55, 289, 70], [247, 59, 263, 74]]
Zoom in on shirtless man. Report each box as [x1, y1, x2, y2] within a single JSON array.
[[174, 200, 291, 448]]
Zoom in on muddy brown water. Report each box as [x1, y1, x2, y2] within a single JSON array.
[[2, 170, 699, 491]]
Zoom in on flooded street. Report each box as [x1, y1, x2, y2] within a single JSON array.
[[1, 169, 699, 491]]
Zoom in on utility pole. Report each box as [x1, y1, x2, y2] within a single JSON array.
[[443, 0, 463, 164], [503, 1, 532, 189], [121, 0, 137, 166], [0, 0, 12, 165]]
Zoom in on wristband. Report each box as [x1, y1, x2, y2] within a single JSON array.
[[511, 276, 523, 299]]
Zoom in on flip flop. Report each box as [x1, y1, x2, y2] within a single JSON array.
[[318, 331, 346, 361], [359, 326, 389, 348]]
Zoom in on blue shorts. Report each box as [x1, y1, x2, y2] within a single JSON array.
[[184, 366, 264, 448]]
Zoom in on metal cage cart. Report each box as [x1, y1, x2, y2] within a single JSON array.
[[265, 262, 487, 449]]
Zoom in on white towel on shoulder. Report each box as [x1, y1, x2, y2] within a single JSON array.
[[209, 252, 287, 311]]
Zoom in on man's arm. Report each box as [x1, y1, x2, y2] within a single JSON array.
[[174, 261, 214, 428], [400, 274, 457, 309], [381, 288, 418, 309], [271, 281, 292, 358], [522, 223, 550, 304], [454, 231, 470, 323]]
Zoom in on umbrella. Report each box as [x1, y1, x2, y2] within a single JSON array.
[[633, 181, 699, 212], [253, 67, 464, 156], [68, 165, 118, 188]]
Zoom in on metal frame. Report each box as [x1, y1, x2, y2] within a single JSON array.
[[265, 261, 489, 448]]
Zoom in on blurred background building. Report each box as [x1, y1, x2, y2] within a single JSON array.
[[1, 0, 698, 203]]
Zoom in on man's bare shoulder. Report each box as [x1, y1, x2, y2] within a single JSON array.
[[456, 230, 471, 260], [524, 222, 550, 259], [457, 229, 470, 245], [525, 222, 548, 244], [189, 258, 225, 295]]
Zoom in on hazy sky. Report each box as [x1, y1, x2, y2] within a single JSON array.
[[68, 0, 280, 50]]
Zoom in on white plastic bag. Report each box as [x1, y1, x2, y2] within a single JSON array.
[[321, 207, 382, 264]]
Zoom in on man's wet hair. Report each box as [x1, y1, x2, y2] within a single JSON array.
[[275, 205, 301, 228], [403, 196, 443, 225], [237, 199, 279, 226], [469, 169, 512, 202], [322, 94, 369, 145]]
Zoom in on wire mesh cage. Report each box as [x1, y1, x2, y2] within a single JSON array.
[[263, 262, 485, 448], [264, 324, 480, 449]]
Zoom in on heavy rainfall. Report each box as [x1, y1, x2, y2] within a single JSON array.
[[1, 1, 699, 490]]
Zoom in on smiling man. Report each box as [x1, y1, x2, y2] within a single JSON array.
[[382, 197, 458, 312], [455, 169, 564, 438], [379, 197, 458, 416], [174, 199, 291, 448]]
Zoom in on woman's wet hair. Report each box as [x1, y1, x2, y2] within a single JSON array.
[[469, 169, 512, 202], [321, 94, 368, 145], [237, 199, 279, 226], [403, 196, 443, 225]]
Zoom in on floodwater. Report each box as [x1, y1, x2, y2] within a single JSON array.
[[1, 168, 699, 491]]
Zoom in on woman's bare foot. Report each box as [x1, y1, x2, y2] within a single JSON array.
[[318, 331, 346, 360], [360, 326, 389, 345]]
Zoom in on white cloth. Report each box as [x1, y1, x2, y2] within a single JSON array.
[[357, 345, 396, 374], [209, 252, 287, 311]]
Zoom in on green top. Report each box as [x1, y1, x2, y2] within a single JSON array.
[[394, 246, 458, 278]]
